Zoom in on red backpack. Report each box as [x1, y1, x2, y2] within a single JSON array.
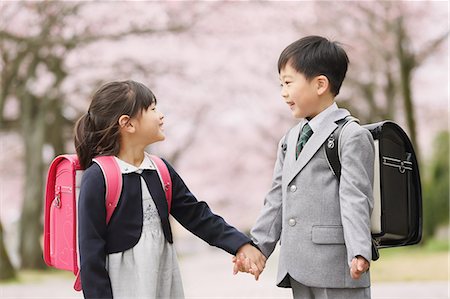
[[43, 154, 172, 291]]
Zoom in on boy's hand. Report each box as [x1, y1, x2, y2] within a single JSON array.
[[350, 255, 370, 280], [232, 243, 266, 280]]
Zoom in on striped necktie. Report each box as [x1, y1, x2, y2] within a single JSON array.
[[296, 123, 313, 159]]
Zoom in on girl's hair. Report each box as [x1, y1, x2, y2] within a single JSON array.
[[74, 80, 157, 169]]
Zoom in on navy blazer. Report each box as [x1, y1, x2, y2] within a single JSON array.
[[78, 159, 251, 299]]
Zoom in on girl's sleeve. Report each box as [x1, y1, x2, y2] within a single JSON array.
[[78, 164, 113, 299], [164, 160, 251, 255]]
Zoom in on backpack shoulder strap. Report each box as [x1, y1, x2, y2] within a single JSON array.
[[74, 155, 122, 291], [281, 128, 293, 154], [324, 116, 359, 180], [148, 154, 173, 212], [93, 156, 123, 224]]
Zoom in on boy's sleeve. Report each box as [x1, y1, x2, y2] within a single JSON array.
[[339, 124, 375, 267], [78, 164, 113, 299], [250, 135, 286, 258]]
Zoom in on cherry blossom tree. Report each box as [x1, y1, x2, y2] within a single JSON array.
[[309, 1, 448, 161], [0, 1, 196, 270]]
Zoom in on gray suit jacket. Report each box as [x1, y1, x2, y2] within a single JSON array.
[[251, 107, 374, 289]]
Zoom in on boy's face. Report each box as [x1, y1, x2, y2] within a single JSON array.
[[279, 63, 321, 119]]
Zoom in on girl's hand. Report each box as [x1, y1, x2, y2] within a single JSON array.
[[232, 243, 266, 280]]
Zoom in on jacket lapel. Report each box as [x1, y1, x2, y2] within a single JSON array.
[[285, 108, 350, 185], [284, 120, 303, 178]]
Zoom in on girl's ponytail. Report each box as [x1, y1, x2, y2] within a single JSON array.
[[74, 113, 96, 169]]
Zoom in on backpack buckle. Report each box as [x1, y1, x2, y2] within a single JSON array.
[[327, 135, 335, 149], [382, 156, 413, 174], [54, 186, 61, 208]]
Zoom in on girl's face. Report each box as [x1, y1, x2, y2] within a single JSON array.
[[134, 103, 165, 145]]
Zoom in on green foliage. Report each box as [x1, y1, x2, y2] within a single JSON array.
[[0, 222, 15, 281], [423, 238, 449, 252], [422, 131, 449, 239]]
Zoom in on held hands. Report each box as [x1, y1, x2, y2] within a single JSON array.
[[350, 255, 370, 280], [232, 243, 266, 280]]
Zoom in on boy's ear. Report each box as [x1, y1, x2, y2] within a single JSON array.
[[316, 75, 330, 96], [118, 115, 136, 133]]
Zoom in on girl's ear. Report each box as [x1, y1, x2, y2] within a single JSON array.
[[316, 75, 329, 96], [118, 115, 135, 133]]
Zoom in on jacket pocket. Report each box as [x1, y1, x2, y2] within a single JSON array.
[[311, 225, 345, 245]]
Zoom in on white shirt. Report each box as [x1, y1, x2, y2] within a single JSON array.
[[114, 153, 156, 174], [306, 102, 339, 133]]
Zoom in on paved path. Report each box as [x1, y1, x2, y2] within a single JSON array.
[[1, 246, 448, 298]]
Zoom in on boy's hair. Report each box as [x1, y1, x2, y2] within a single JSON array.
[[74, 80, 156, 169], [278, 36, 349, 96]]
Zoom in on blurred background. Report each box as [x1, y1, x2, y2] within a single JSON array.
[[0, 1, 448, 298]]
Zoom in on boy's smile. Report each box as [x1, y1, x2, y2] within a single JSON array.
[[286, 100, 295, 110], [279, 63, 333, 119]]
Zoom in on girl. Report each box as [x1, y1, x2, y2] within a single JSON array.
[[74, 80, 265, 299]]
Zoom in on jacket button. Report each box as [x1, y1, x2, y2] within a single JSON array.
[[290, 185, 297, 192], [288, 218, 296, 226]]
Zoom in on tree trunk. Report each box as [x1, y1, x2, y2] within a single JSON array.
[[399, 59, 419, 158], [19, 93, 46, 269], [383, 64, 396, 120], [0, 221, 16, 280], [396, 16, 420, 162], [47, 98, 66, 156]]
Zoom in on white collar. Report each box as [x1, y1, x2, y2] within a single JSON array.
[[114, 153, 156, 174], [306, 102, 338, 133]]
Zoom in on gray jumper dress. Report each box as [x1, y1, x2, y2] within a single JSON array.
[[106, 156, 184, 299]]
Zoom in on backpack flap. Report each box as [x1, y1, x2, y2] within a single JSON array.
[[364, 121, 422, 248], [43, 154, 81, 274]]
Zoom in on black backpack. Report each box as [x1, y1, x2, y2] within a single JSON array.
[[324, 117, 423, 260]]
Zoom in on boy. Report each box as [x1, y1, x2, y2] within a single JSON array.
[[234, 36, 375, 298]]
